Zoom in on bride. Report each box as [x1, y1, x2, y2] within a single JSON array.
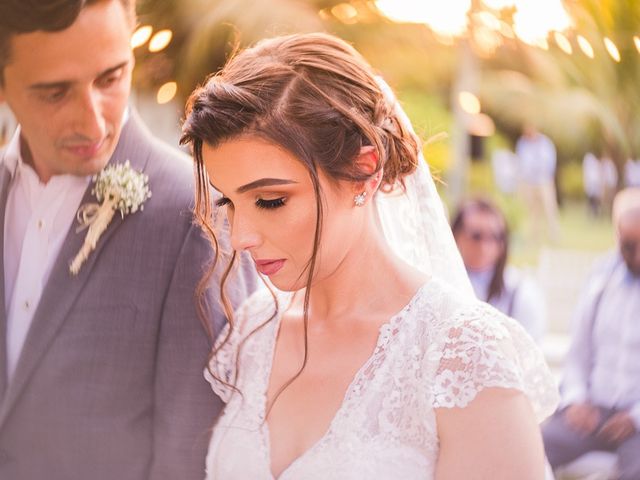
[[181, 32, 558, 479]]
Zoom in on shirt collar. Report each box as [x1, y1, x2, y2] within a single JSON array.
[[2, 125, 22, 179]]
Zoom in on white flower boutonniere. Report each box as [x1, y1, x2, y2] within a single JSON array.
[[70, 160, 152, 275]]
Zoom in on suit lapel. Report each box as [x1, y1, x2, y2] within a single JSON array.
[[0, 113, 153, 427], [0, 164, 12, 402]]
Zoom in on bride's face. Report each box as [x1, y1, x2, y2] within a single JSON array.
[[203, 136, 359, 291]]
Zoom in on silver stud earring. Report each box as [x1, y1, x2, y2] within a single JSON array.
[[354, 191, 367, 207]]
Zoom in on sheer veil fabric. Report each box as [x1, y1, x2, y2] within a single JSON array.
[[374, 77, 474, 299]]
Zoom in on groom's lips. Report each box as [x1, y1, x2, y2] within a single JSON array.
[[65, 139, 106, 158], [254, 259, 285, 276]]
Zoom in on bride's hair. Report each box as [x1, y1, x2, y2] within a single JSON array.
[[181, 32, 421, 405]]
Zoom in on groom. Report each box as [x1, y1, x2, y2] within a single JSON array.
[[0, 1, 253, 479]]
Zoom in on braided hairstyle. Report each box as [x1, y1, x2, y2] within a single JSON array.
[[181, 32, 422, 403]]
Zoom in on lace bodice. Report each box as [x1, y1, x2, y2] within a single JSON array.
[[204, 278, 559, 479]]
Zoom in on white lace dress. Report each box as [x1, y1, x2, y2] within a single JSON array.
[[204, 278, 559, 479]]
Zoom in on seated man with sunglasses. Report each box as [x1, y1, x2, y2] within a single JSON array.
[[542, 187, 640, 480], [451, 197, 546, 343]]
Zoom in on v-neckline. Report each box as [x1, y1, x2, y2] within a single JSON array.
[[262, 281, 430, 480]]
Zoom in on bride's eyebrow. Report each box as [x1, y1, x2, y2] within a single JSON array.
[[236, 178, 298, 194]]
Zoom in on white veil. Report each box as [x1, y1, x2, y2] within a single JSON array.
[[374, 78, 475, 299]]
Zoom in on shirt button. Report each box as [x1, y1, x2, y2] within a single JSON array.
[[23, 300, 30, 310], [37, 219, 45, 230]]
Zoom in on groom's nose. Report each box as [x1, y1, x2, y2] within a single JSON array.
[[72, 87, 107, 142]]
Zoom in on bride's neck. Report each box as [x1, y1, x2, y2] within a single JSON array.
[[297, 219, 426, 325]]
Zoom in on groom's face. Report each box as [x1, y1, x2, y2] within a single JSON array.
[[0, 0, 133, 182]]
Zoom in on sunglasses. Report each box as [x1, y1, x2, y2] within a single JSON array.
[[464, 228, 505, 244]]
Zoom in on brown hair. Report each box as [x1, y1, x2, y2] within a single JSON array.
[[0, 0, 136, 75], [181, 32, 420, 407], [451, 197, 509, 302]]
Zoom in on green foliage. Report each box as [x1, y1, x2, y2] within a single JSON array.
[[395, 89, 452, 174], [559, 161, 585, 201]]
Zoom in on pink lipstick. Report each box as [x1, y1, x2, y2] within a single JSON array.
[[254, 259, 285, 276]]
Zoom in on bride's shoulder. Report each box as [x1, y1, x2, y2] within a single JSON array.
[[413, 277, 518, 340], [414, 279, 530, 360], [416, 279, 559, 419]]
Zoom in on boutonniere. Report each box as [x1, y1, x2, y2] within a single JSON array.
[[69, 160, 151, 275]]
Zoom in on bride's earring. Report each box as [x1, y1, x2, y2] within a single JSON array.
[[354, 191, 367, 207]]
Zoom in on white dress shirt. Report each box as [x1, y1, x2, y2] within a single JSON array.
[[560, 252, 640, 427], [515, 133, 557, 185], [3, 128, 90, 381]]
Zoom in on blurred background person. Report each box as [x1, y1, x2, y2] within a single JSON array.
[[542, 188, 640, 480], [491, 148, 519, 196], [516, 123, 560, 242], [624, 158, 640, 188], [452, 198, 547, 343], [582, 150, 618, 219], [582, 151, 603, 217], [601, 152, 619, 216]]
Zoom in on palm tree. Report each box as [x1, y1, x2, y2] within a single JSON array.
[[480, 0, 640, 169]]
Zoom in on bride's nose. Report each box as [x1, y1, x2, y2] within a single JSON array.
[[230, 214, 262, 252]]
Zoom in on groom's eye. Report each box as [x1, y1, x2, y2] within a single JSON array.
[[39, 87, 68, 104], [96, 66, 125, 89]]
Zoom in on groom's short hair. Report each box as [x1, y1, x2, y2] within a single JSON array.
[[0, 0, 136, 77]]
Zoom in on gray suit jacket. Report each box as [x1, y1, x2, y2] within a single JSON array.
[[0, 113, 249, 479]]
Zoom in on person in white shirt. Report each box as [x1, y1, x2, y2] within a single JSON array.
[[625, 159, 640, 188], [542, 188, 640, 480], [515, 124, 560, 242], [583, 152, 603, 217], [452, 197, 546, 342]]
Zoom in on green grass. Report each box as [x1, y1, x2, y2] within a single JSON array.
[[510, 201, 615, 266]]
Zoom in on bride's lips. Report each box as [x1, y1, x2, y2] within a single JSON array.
[[254, 259, 285, 276]]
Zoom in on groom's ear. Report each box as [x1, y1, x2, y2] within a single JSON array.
[[353, 146, 383, 192]]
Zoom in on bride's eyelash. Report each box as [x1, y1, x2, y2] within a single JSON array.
[[255, 197, 286, 210], [215, 197, 231, 207]]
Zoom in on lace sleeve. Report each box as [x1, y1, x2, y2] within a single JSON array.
[[204, 287, 274, 403], [430, 302, 559, 422]]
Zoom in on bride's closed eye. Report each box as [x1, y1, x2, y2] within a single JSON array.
[[255, 197, 286, 210], [214, 196, 287, 210], [215, 197, 232, 208]]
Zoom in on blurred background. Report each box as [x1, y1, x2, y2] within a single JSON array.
[[2, 0, 638, 367], [1, 3, 637, 476]]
